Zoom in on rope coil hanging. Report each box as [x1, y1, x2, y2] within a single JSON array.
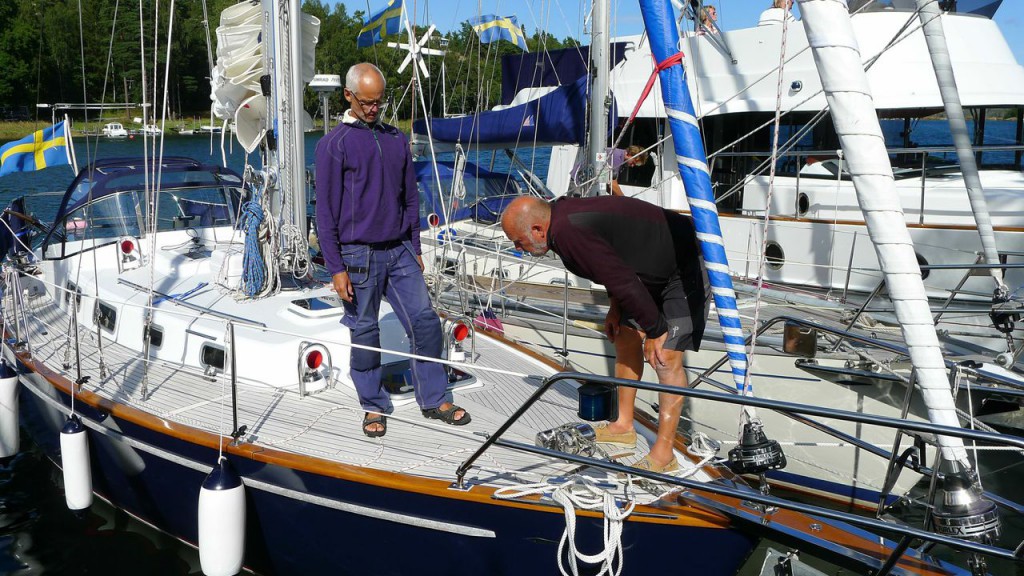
[[239, 169, 272, 298]]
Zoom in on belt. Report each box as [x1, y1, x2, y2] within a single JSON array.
[[366, 239, 403, 249]]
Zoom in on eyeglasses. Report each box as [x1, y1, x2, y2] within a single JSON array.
[[351, 93, 383, 110]]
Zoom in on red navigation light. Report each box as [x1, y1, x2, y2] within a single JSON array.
[[120, 239, 135, 254], [427, 213, 440, 228], [306, 350, 323, 370], [453, 323, 470, 342]]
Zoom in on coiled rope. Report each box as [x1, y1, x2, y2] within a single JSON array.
[[495, 475, 635, 576], [239, 170, 271, 298]]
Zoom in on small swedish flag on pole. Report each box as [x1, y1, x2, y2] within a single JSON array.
[[0, 121, 72, 178], [357, 0, 404, 48], [469, 15, 529, 52]]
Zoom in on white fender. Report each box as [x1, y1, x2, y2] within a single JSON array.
[[0, 361, 19, 458], [0, 358, 18, 457], [60, 415, 93, 510], [198, 457, 246, 576]]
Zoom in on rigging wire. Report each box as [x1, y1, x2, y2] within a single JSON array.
[[745, 10, 793, 396]]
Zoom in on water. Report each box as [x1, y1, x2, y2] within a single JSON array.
[[0, 121, 1021, 575]]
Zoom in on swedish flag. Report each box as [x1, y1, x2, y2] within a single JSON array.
[[469, 15, 528, 52], [0, 121, 71, 178], [357, 0, 403, 48]]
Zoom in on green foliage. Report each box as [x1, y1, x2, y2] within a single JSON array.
[[0, 0, 577, 122]]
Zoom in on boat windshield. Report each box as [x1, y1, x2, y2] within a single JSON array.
[[40, 159, 244, 260], [416, 160, 526, 227]]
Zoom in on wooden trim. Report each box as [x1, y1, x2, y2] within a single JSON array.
[[690, 491, 958, 576], [12, 347, 731, 530]]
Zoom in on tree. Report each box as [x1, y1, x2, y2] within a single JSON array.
[[0, 0, 577, 123]]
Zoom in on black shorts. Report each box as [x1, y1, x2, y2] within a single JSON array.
[[621, 272, 710, 352]]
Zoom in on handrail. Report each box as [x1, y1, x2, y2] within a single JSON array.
[[712, 143, 1024, 158], [456, 370, 1024, 566], [117, 279, 266, 328], [458, 370, 1024, 485], [700, 314, 1024, 392]]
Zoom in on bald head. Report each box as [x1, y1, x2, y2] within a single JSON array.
[[501, 196, 552, 257], [345, 63, 386, 124]]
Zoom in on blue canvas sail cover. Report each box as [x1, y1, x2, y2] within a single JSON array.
[[414, 74, 615, 147], [414, 160, 523, 228], [0, 197, 30, 257], [500, 43, 631, 105]]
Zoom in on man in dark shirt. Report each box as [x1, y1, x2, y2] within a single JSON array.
[[501, 195, 710, 473], [315, 63, 470, 437]]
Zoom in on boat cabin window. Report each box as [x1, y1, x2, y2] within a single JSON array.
[[94, 301, 117, 332], [156, 186, 242, 230], [382, 360, 475, 399], [64, 281, 82, 307], [43, 185, 243, 260], [201, 344, 226, 371], [146, 324, 164, 348]]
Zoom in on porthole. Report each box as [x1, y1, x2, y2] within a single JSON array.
[[94, 301, 117, 332], [916, 252, 930, 280], [797, 193, 809, 217], [201, 344, 226, 370], [65, 281, 82, 306], [146, 324, 164, 348], [766, 242, 785, 270]]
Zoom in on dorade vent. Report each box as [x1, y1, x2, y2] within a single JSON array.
[[94, 301, 117, 332]]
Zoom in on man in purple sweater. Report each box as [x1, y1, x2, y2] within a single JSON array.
[[315, 63, 470, 438], [501, 195, 709, 473]]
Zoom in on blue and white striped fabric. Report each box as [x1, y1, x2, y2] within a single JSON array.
[[638, 0, 748, 392]]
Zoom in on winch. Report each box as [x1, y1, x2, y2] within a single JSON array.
[[535, 422, 606, 458], [932, 471, 1001, 542], [728, 420, 786, 475]]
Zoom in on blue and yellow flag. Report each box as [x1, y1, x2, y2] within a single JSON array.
[[357, 0, 403, 48], [0, 121, 71, 178], [469, 15, 528, 52]]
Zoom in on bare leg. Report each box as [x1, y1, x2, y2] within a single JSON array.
[[605, 326, 644, 435], [647, 349, 687, 467]]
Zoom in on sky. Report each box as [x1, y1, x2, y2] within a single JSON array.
[[346, 0, 1024, 65]]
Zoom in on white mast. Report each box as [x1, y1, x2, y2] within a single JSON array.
[[272, 0, 308, 245], [915, 0, 1004, 291], [588, 0, 611, 195], [796, 0, 969, 467]]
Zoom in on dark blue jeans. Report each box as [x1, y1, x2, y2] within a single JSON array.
[[340, 240, 447, 413]]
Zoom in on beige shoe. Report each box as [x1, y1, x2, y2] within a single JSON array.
[[593, 423, 637, 449], [633, 454, 681, 475]]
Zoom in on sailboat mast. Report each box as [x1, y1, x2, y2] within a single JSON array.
[[915, 0, 1004, 291], [588, 0, 611, 195], [797, 0, 969, 466], [271, 0, 308, 242]]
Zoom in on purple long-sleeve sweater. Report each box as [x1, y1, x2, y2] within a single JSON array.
[[314, 114, 420, 275]]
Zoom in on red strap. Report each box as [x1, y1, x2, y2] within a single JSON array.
[[623, 51, 686, 128]]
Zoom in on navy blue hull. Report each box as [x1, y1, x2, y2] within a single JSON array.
[[18, 376, 756, 576]]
